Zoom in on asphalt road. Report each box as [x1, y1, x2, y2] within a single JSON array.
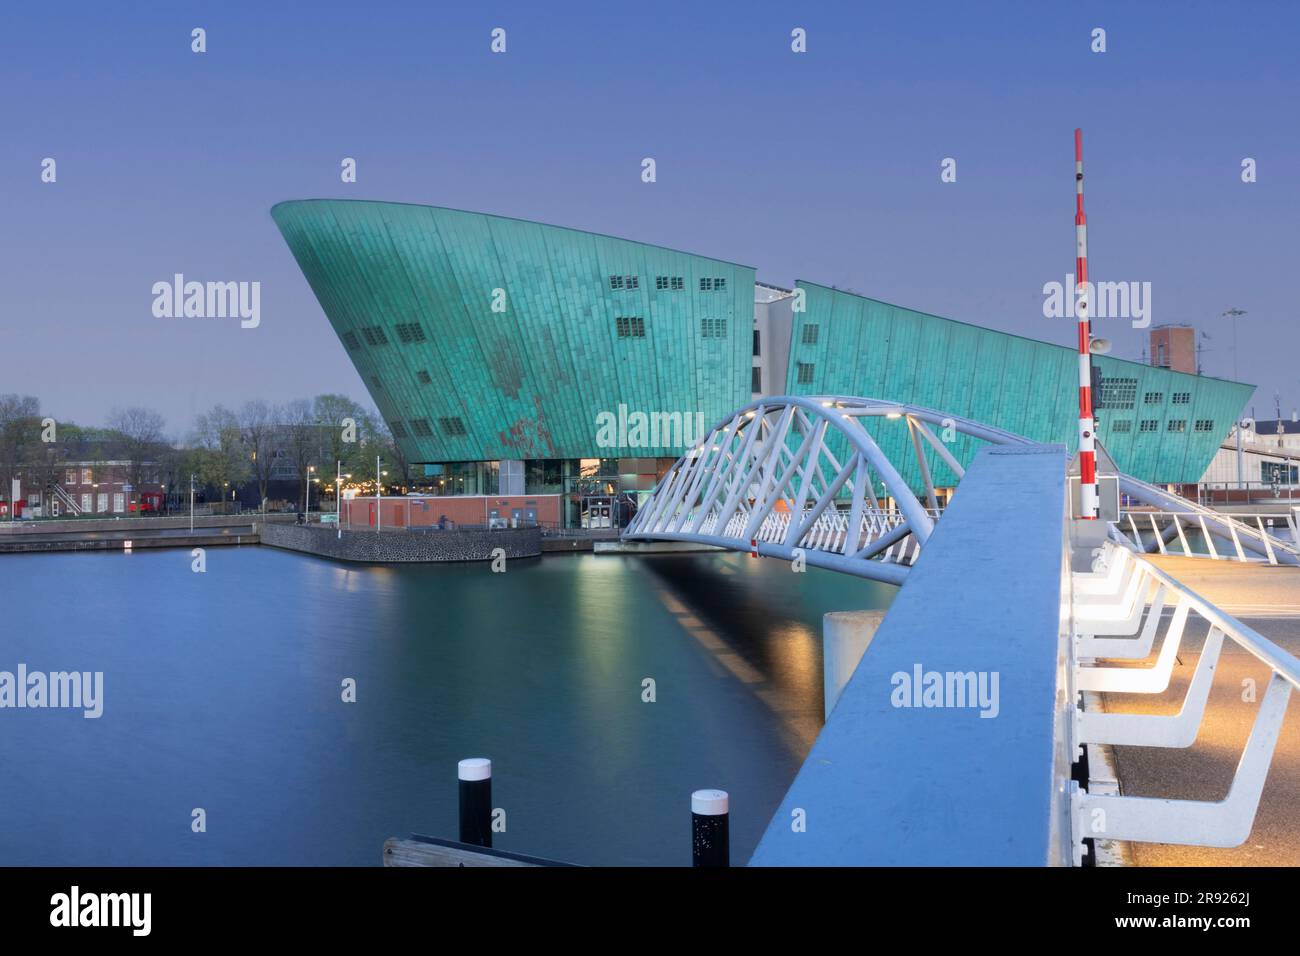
[[1101, 555, 1300, 866]]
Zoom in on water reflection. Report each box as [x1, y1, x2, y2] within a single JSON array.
[[0, 547, 893, 866]]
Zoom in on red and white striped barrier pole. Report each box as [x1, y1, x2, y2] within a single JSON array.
[[1075, 128, 1098, 520]]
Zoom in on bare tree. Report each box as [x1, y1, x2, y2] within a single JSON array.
[[282, 398, 321, 510], [238, 400, 277, 507], [106, 406, 168, 496]]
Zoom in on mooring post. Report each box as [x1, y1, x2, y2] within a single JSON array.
[[458, 758, 492, 847], [691, 789, 729, 867]]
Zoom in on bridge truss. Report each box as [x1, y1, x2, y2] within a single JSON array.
[[622, 396, 1036, 584]]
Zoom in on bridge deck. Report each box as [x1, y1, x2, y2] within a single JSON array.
[[749, 445, 1070, 865]]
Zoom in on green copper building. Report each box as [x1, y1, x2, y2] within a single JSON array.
[[272, 199, 1252, 510]]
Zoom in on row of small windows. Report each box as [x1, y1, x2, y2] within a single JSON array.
[[615, 275, 728, 292], [796, 362, 815, 385], [1099, 380, 1198, 412], [1123, 418, 1211, 434], [614, 316, 730, 338], [390, 417, 468, 440], [342, 323, 428, 350], [802, 325, 820, 345]]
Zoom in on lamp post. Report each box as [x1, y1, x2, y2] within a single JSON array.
[[305, 465, 315, 517], [189, 474, 195, 532], [1223, 308, 1247, 381], [375, 456, 382, 531], [335, 459, 343, 539]]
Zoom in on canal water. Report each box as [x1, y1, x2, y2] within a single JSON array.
[[0, 546, 894, 866]]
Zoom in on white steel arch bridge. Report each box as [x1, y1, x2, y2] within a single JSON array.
[[622, 395, 1299, 583]]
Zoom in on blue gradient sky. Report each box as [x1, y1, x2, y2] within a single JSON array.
[[3, 0, 1297, 434]]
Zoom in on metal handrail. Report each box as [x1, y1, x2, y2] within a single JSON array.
[[1068, 541, 1300, 852]]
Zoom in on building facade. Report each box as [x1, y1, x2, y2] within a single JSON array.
[[273, 200, 1254, 512]]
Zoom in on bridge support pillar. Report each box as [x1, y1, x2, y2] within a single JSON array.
[[823, 610, 886, 721]]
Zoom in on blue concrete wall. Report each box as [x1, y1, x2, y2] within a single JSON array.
[[750, 445, 1068, 865]]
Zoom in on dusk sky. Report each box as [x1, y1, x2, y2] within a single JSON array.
[[3, 0, 1297, 435]]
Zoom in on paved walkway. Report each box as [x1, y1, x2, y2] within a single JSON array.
[[1101, 555, 1300, 866]]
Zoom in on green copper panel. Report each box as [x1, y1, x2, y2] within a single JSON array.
[[272, 200, 755, 462], [786, 282, 1253, 488]]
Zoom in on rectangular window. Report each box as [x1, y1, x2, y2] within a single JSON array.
[[1194, 419, 1215, 432], [1139, 419, 1159, 433], [439, 417, 468, 437], [97, 493, 107, 513], [361, 326, 389, 346], [1111, 420, 1132, 433], [81, 468, 92, 484], [752, 367, 762, 393], [410, 419, 434, 438], [797, 362, 815, 385], [1167, 419, 1187, 432], [1172, 392, 1191, 404], [699, 277, 727, 292], [753, 330, 761, 356], [656, 275, 683, 291], [1097, 377, 1137, 410], [390, 421, 408, 439], [616, 316, 646, 337], [610, 275, 637, 290], [80, 493, 91, 512], [609, 276, 624, 290], [341, 331, 361, 350], [1144, 391, 1163, 405], [671, 276, 683, 290], [65, 469, 76, 485], [701, 318, 727, 338], [394, 322, 427, 344], [802, 325, 820, 345], [113, 493, 124, 513]]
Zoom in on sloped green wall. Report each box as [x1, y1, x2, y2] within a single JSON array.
[[272, 200, 755, 461], [785, 282, 1253, 487]]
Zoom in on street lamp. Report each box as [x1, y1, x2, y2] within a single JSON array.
[[305, 465, 315, 517], [1222, 308, 1247, 381]]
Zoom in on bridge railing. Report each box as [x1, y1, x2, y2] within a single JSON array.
[[1112, 509, 1300, 565], [1116, 474, 1300, 566], [1068, 541, 1300, 851]]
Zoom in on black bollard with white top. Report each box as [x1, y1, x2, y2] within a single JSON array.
[[691, 789, 729, 867], [458, 757, 493, 848]]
